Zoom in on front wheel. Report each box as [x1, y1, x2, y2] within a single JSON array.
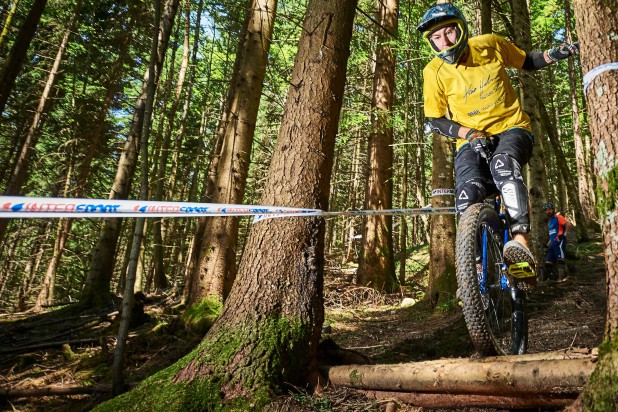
[[455, 203, 527, 355]]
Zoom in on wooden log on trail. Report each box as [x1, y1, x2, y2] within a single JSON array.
[[363, 390, 576, 409], [326, 354, 596, 399]]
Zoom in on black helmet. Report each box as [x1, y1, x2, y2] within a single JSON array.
[[417, 3, 469, 64], [543, 202, 555, 209]]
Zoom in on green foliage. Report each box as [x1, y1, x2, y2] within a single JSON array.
[[437, 295, 458, 313]]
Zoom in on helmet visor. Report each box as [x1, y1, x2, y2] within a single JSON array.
[[424, 19, 465, 55]]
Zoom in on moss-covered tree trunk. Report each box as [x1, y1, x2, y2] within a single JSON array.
[[357, 0, 398, 292], [570, 1, 618, 410], [94, 0, 358, 409]]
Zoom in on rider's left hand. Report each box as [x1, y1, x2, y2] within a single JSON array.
[[548, 42, 579, 62]]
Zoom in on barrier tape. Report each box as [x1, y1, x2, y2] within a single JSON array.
[[0, 196, 456, 220], [431, 188, 455, 196], [583, 62, 618, 93]]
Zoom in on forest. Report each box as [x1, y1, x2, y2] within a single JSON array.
[[0, 0, 617, 410]]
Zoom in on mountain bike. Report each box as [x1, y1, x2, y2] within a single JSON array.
[[455, 201, 529, 355]]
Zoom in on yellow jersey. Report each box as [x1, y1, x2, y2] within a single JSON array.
[[423, 34, 531, 148]]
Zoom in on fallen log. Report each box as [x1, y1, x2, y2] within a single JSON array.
[[326, 355, 596, 397], [0, 337, 104, 355], [363, 390, 576, 409], [0, 385, 109, 398], [0, 383, 137, 399]]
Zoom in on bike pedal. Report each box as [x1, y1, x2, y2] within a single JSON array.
[[508, 262, 535, 279]]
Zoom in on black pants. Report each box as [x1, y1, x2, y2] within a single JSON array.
[[454, 128, 534, 234]]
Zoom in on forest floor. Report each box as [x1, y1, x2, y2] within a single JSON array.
[[0, 234, 607, 412]]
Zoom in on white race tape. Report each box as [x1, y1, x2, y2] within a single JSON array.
[[0, 196, 456, 220], [0, 196, 321, 218], [431, 188, 455, 196], [583, 62, 618, 93]]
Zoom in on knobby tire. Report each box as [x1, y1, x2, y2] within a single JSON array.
[[456, 203, 527, 356]]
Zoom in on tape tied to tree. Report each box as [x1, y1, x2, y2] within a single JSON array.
[[583, 62, 618, 94], [431, 188, 455, 196]]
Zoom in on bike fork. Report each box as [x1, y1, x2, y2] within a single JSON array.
[[509, 286, 528, 354]]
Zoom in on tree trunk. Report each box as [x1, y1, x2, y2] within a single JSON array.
[[95, 1, 358, 409], [426, 134, 456, 307], [112, 0, 166, 395], [34, 152, 76, 309], [151, 1, 189, 293], [480, 0, 492, 34], [0, 0, 47, 115], [80, 0, 180, 307], [511, 0, 548, 261], [565, 0, 597, 226], [189, 0, 278, 305], [571, 0, 618, 409], [357, 0, 397, 292]]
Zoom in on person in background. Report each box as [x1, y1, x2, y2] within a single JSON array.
[[543, 202, 573, 282], [416, 3, 579, 283]]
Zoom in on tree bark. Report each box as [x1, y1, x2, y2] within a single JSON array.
[[571, 0, 618, 409], [357, 0, 397, 292], [565, 0, 597, 226], [94, 1, 358, 409]]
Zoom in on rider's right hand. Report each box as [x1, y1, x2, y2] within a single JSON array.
[[466, 129, 491, 159]]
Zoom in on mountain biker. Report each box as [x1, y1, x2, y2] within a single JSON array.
[[543, 202, 573, 281], [417, 3, 578, 277]]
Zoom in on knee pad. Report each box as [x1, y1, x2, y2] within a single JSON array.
[[490, 154, 529, 233], [455, 179, 486, 216]]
